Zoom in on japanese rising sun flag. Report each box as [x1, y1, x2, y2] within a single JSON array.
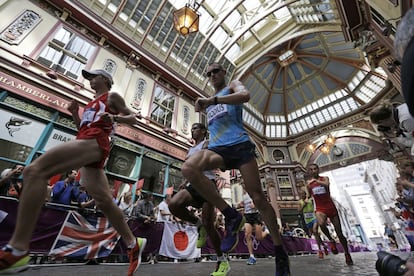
[[159, 221, 200, 259]]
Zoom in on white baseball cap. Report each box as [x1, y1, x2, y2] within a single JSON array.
[[82, 69, 114, 84]]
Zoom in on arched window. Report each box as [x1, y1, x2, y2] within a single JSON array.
[[150, 84, 175, 127]]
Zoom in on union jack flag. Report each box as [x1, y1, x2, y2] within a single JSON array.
[[49, 211, 121, 259]]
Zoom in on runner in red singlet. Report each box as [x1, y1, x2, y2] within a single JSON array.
[[0, 69, 146, 276], [306, 163, 353, 266]]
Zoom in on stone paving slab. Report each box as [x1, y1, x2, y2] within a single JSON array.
[[17, 251, 401, 276]]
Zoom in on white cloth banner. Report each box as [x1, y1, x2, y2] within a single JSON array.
[[159, 221, 201, 259]]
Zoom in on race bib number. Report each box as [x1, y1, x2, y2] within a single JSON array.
[[207, 104, 227, 124], [304, 212, 314, 219], [81, 108, 96, 126], [312, 185, 327, 195]]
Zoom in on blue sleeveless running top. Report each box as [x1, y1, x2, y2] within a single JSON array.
[[206, 86, 249, 147]]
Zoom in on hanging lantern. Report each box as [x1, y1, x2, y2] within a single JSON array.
[[306, 143, 317, 153], [324, 134, 336, 146], [320, 144, 331, 155], [173, 3, 200, 36]]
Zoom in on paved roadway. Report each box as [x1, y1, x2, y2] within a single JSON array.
[[18, 251, 401, 276]]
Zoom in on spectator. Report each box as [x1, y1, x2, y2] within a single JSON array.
[[110, 186, 120, 206], [370, 101, 414, 135], [51, 170, 80, 206], [0, 164, 24, 198], [396, 160, 414, 207], [132, 193, 156, 224], [156, 195, 172, 222], [370, 101, 414, 154], [119, 191, 133, 217], [384, 223, 398, 249], [281, 223, 293, 236], [77, 186, 95, 209], [392, 201, 414, 252]]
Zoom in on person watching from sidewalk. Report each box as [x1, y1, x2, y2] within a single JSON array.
[[51, 170, 80, 206], [0, 164, 24, 198], [132, 192, 156, 224], [156, 194, 172, 222]]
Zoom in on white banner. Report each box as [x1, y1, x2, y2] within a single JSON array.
[[159, 221, 201, 259], [0, 109, 45, 146]]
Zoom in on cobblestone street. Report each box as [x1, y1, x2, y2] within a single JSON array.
[[19, 251, 395, 276]]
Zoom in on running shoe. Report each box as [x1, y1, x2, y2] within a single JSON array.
[[210, 260, 231, 276], [0, 248, 30, 274], [220, 212, 245, 252], [318, 250, 324, 259], [127, 237, 147, 276], [329, 241, 338, 255], [246, 256, 257, 265], [275, 257, 291, 276], [197, 225, 208, 248], [345, 253, 354, 265]]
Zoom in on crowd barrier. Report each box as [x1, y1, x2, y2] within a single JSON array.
[[0, 197, 369, 258]]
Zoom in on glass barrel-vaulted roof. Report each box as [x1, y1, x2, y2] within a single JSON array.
[[240, 31, 387, 138], [79, 0, 388, 139]]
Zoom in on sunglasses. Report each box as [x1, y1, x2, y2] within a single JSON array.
[[206, 68, 222, 77]]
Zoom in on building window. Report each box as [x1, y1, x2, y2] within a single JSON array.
[[1, 10, 41, 45], [150, 84, 175, 127], [106, 147, 140, 179], [37, 27, 96, 79], [139, 154, 167, 195], [167, 164, 184, 192], [277, 175, 293, 197], [131, 78, 146, 110]]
